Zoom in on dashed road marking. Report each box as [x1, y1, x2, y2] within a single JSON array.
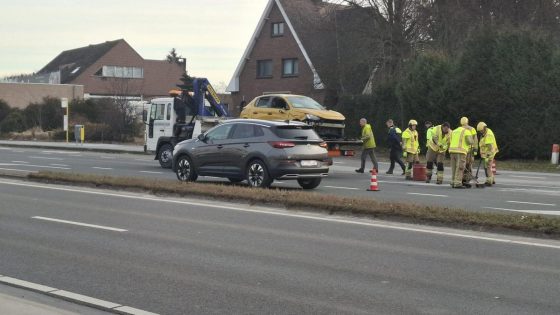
[[11, 161, 28, 164], [324, 186, 360, 190], [509, 175, 547, 180], [92, 167, 113, 170], [483, 207, 560, 216], [407, 192, 448, 198], [139, 171, 163, 174], [50, 163, 69, 167], [29, 156, 64, 161], [32, 216, 128, 232], [507, 201, 556, 207], [0, 163, 70, 170]]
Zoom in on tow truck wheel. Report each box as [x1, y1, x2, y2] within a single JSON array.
[[176, 155, 198, 182], [158, 144, 173, 169], [297, 178, 322, 190], [246, 159, 272, 188]]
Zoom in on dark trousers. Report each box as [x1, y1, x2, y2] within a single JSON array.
[[360, 148, 378, 171], [388, 148, 406, 172]]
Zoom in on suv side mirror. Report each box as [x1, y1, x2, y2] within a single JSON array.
[[197, 133, 206, 142]]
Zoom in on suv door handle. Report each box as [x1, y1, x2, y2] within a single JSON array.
[[159, 129, 165, 132], [243, 143, 250, 148], [217, 145, 223, 149]]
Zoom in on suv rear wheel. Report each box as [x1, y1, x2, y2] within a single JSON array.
[[246, 159, 272, 188], [176, 155, 198, 182], [297, 178, 322, 190]]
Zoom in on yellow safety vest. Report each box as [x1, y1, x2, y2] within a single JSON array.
[[402, 128, 419, 154], [428, 125, 450, 153], [449, 126, 472, 155], [479, 128, 499, 157]]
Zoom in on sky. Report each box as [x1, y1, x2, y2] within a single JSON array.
[[0, 0, 269, 88]]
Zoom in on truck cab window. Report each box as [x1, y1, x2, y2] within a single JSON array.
[[166, 103, 171, 120]]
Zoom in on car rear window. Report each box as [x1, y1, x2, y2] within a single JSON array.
[[273, 125, 321, 140]]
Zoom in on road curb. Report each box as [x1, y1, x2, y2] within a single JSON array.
[[0, 143, 146, 155], [0, 275, 158, 315]]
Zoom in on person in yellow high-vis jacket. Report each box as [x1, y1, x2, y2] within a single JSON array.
[[449, 124, 473, 188], [402, 119, 419, 180], [425, 122, 451, 184], [460, 117, 478, 186], [355, 118, 379, 173], [477, 122, 499, 186]]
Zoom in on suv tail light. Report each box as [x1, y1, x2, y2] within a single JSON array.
[[269, 141, 295, 149]]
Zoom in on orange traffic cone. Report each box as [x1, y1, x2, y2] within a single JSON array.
[[367, 169, 380, 191]]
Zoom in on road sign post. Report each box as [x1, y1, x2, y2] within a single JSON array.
[[61, 98, 69, 143]]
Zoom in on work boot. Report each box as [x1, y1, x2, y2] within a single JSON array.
[[485, 182, 492, 187], [452, 185, 465, 189], [436, 180, 443, 185], [386, 171, 393, 175], [463, 183, 472, 188], [355, 169, 364, 173], [425, 175, 432, 184], [401, 171, 406, 175], [405, 176, 413, 180]]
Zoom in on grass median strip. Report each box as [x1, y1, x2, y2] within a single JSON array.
[[26, 171, 560, 239]]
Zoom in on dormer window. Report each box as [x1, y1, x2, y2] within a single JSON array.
[[272, 22, 284, 37]]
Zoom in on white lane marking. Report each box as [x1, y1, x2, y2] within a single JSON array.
[[32, 216, 127, 232], [42, 150, 80, 154], [0, 168, 37, 173], [134, 159, 152, 162], [11, 161, 28, 164], [507, 201, 556, 207], [274, 181, 285, 184], [139, 171, 163, 174], [50, 163, 69, 167], [13, 150, 25, 153], [0, 147, 13, 150], [100, 156, 116, 159], [2, 180, 559, 250], [29, 156, 64, 161], [483, 207, 560, 216], [0, 163, 70, 170], [500, 188, 560, 196], [92, 167, 113, 170], [407, 192, 448, 198], [324, 185, 360, 190], [509, 175, 547, 180]]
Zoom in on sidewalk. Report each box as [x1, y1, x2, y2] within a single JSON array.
[[0, 140, 144, 154], [0, 283, 108, 315]]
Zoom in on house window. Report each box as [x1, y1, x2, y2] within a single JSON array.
[[282, 58, 299, 77], [257, 60, 273, 78], [272, 22, 284, 37], [101, 66, 144, 78]]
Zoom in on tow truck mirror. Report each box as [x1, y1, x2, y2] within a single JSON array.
[[197, 133, 206, 142]]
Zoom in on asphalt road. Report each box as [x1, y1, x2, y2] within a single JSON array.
[[1, 178, 560, 314], [1, 146, 560, 215]]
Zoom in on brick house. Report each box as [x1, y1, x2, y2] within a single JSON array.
[[227, 0, 376, 114], [38, 39, 185, 100]]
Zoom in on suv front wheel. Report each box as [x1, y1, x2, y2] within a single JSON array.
[[297, 178, 322, 190], [246, 159, 273, 188]]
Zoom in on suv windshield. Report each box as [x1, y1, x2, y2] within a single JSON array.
[[273, 125, 321, 140], [286, 96, 325, 110]]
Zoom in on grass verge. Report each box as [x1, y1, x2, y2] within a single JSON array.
[[26, 171, 560, 239]]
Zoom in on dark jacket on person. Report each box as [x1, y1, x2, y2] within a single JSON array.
[[387, 126, 403, 151]]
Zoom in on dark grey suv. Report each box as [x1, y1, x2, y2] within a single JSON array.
[[171, 119, 329, 189]]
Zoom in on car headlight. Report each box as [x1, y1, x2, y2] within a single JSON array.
[[305, 114, 320, 121]]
